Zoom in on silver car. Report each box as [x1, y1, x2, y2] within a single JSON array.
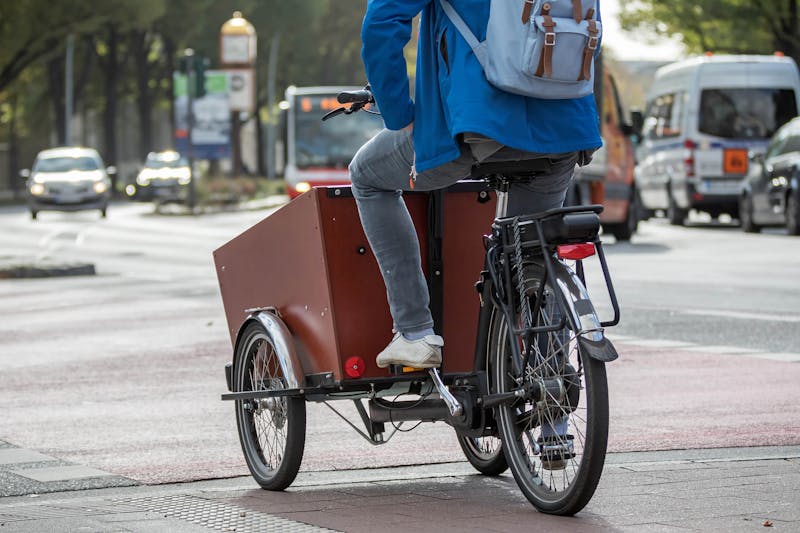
[[21, 147, 114, 219]]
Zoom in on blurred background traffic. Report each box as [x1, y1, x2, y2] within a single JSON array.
[[0, 0, 799, 237]]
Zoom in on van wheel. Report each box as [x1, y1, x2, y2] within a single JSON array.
[[667, 188, 687, 226], [787, 191, 800, 236], [739, 194, 760, 233], [604, 189, 639, 241]]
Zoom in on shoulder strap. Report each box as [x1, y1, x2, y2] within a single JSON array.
[[438, 0, 481, 51]]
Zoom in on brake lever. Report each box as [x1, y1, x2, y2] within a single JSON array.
[[321, 107, 347, 121]]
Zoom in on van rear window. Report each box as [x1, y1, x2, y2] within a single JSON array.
[[698, 88, 797, 139]]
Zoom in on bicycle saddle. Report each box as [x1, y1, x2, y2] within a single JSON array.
[[470, 158, 553, 181]]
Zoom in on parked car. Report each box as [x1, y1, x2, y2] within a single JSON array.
[[21, 147, 114, 220], [739, 116, 800, 235], [125, 150, 191, 202], [634, 54, 800, 225]]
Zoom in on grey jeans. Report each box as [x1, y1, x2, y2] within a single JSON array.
[[349, 128, 578, 334]]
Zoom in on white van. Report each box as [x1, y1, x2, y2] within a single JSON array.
[[634, 54, 800, 224]]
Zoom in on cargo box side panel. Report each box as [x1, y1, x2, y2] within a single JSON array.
[[316, 188, 429, 378], [442, 190, 496, 373], [213, 191, 341, 379]]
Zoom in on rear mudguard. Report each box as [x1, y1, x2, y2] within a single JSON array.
[[552, 261, 619, 363]]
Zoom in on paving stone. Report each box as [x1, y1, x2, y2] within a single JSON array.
[[0, 449, 54, 465], [12, 465, 113, 482]]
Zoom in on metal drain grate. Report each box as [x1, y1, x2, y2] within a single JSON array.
[[120, 494, 339, 533]]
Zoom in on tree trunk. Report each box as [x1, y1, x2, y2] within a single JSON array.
[[103, 25, 119, 171], [164, 37, 177, 149], [46, 52, 66, 146], [8, 93, 20, 199], [133, 30, 153, 159]]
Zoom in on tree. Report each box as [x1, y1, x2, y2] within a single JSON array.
[[619, 0, 799, 65]]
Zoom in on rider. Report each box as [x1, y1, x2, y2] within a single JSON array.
[[350, 1, 602, 370]]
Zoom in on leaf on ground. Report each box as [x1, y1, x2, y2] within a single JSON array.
[[763, 520, 773, 527]]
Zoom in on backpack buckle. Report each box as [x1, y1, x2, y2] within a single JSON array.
[[544, 32, 556, 46], [587, 36, 598, 50]]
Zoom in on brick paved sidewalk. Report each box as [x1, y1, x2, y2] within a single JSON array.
[[0, 446, 798, 532]]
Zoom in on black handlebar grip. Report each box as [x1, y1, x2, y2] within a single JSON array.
[[337, 90, 373, 104]]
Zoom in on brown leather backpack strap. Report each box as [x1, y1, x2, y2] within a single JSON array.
[[572, 0, 583, 23], [536, 13, 557, 78], [578, 18, 599, 80], [522, 0, 535, 24]]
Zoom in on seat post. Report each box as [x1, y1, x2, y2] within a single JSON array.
[[494, 177, 511, 219]]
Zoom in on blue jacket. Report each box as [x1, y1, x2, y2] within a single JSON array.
[[361, 0, 603, 173]]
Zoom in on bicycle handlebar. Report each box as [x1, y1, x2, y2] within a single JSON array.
[[321, 86, 376, 121], [337, 89, 373, 104]]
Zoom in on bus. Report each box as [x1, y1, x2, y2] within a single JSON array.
[[281, 86, 384, 198]]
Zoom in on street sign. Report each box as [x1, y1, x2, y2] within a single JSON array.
[[174, 70, 231, 160], [226, 68, 255, 112]]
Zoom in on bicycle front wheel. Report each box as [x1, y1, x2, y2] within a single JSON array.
[[234, 321, 306, 490], [491, 262, 609, 515]]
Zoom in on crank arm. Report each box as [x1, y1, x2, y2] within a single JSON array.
[[428, 368, 463, 417]]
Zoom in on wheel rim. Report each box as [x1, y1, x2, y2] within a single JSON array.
[[494, 269, 596, 502], [236, 331, 290, 478]]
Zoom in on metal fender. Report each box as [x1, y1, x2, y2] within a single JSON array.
[[553, 262, 619, 362], [233, 308, 304, 389]]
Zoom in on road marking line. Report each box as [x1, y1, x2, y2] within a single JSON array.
[[741, 352, 800, 363], [684, 309, 800, 323], [608, 337, 800, 362], [681, 345, 764, 354], [618, 339, 695, 348]]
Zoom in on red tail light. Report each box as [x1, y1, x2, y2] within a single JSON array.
[[344, 356, 366, 378], [684, 139, 696, 177], [557, 243, 596, 260]]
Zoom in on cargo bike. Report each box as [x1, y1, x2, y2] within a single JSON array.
[[215, 90, 620, 516]]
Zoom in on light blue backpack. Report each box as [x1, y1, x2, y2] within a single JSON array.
[[439, 0, 602, 99]]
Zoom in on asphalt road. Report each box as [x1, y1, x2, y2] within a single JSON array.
[[0, 200, 798, 495]]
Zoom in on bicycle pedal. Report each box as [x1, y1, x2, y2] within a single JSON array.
[[387, 364, 426, 374]]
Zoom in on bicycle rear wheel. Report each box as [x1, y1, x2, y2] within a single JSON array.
[[491, 262, 609, 515], [234, 321, 306, 490]]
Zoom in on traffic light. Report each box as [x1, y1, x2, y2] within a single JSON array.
[[194, 57, 210, 98]]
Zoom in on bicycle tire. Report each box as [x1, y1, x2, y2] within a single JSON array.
[[234, 321, 306, 490], [456, 434, 508, 476], [491, 262, 609, 515]]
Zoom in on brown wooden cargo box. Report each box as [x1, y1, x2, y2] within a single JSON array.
[[213, 186, 495, 381]]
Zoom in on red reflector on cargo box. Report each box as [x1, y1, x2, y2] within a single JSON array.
[[557, 243, 596, 260], [344, 356, 366, 378]]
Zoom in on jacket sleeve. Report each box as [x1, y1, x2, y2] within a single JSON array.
[[361, 0, 430, 130]]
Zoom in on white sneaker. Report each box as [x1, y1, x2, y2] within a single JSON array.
[[375, 333, 443, 369]]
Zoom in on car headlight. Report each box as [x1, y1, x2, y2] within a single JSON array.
[[178, 175, 191, 185], [93, 181, 108, 194], [295, 182, 312, 193], [136, 175, 150, 186], [125, 185, 137, 197], [30, 183, 45, 196]]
